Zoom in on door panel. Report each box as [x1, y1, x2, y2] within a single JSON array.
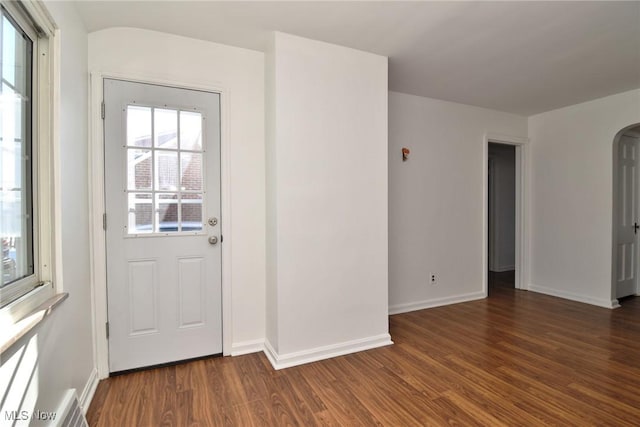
[[617, 135, 639, 298], [104, 79, 222, 372]]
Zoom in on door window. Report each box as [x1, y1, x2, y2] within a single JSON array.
[[125, 105, 204, 234]]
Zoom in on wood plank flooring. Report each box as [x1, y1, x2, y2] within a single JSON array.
[[87, 278, 640, 426]]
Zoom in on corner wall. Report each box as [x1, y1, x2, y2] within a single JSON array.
[[40, 1, 95, 412], [388, 91, 527, 314], [265, 33, 391, 368], [264, 35, 278, 353], [88, 28, 266, 354], [528, 89, 640, 307]]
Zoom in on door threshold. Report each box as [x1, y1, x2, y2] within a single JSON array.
[[110, 353, 223, 377]]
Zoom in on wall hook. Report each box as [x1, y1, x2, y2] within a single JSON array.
[[402, 147, 410, 162]]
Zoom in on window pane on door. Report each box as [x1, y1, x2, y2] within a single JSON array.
[[154, 108, 177, 149], [127, 106, 151, 147], [127, 149, 152, 190], [157, 193, 178, 232], [180, 193, 203, 231], [155, 151, 178, 191], [180, 111, 202, 151], [125, 105, 207, 235], [127, 193, 152, 234], [180, 152, 202, 191]]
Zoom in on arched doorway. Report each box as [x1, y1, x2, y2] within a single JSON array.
[[612, 123, 640, 305]]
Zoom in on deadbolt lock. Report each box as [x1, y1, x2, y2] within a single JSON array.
[[208, 217, 218, 227]]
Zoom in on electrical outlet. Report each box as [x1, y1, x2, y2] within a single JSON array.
[[430, 273, 437, 285]]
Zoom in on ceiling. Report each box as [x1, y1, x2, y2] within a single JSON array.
[[74, 1, 640, 116]]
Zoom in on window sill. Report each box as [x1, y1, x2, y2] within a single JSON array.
[[0, 292, 68, 356]]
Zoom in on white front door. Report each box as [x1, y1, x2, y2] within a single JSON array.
[[616, 134, 640, 299], [104, 79, 222, 372]]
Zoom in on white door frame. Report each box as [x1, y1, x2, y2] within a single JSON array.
[[482, 133, 529, 296], [89, 72, 233, 379], [611, 124, 640, 306]]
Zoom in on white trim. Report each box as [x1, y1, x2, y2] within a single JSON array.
[[529, 284, 619, 309], [0, 290, 65, 356], [18, 0, 56, 36], [611, 129, 621, 303], [0, 282, 55, 349], [483, 133, 530, 296], [230, 339, 265, 356], [220, 83, 233, 358], [88, 73, 108, 378], [79, 368, 99, 415], [389, 291, 486, 315], [50, 28, 63, 292], [263, 340, 278, 368], [88, 71, 232, 378], [264, 334, 393, 370]]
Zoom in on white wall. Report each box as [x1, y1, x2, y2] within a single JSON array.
[[528, 89, 640, 307], [488, 143, 516, 272], [388, 91, 527, 314], [265, 33, 391, 367], [39, 0, 95, 412], [88, 28, 266, 353], [0, 1, 96, 421]]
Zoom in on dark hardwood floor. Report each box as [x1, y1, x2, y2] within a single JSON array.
[[87, 286, 640, 426], [488, 270, 515, 292]]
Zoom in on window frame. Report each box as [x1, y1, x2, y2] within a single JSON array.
[[124, 103, 207, 237], [0, 0, 58, 325], [1, 3, 39, 307]]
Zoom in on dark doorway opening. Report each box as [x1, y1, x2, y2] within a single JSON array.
[[488, 143, 516, 295]]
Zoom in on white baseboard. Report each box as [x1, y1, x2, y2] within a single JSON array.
[[490, 265, 515, 273], [263, 339, 278, 368], [264, 333, 393, 370], [528, 284, 617, 309], [230, 339, 265, 356], [79, 368, 99, 414], [389, 291, 486, 315]]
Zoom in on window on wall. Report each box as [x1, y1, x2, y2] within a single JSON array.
[[0, 1, 55, 313], [0, 5, 37, 307]]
